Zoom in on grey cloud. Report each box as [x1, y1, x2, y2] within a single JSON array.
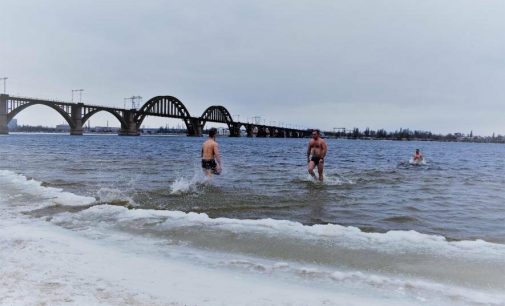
[[2, 0, 504, 134]]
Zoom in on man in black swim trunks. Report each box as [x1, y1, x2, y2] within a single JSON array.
[[201, 128, 222, 176], [307, 129, 328, 181]]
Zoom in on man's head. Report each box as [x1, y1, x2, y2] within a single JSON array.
[[209, 128, 217, 138], [416, 149, 420, 153], [312, 129, 320, 139]]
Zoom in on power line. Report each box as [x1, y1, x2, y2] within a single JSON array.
[[0, 77, 8, 94], [71, 89, 84, 103]]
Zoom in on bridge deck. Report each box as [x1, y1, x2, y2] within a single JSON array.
[[1, 94, 310, 136]]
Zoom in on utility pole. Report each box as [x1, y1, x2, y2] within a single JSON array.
[[72, 89, 84, 103], [0, 77, 7, 94], [125, 96, 142, 109]]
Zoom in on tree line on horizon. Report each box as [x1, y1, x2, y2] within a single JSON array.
[[8, 124, 505, 143], [326, 128, 505, 143]]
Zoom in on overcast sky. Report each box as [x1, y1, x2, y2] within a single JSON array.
[[2, 0, 504, 134]]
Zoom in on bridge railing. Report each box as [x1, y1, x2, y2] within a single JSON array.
[[9, 95, 76, 105], [5, 94, 312, 135], [9, 95, 129, 111]]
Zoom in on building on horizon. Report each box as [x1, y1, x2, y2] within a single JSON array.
[[90, 126, 120, 133], [55, 124, 70, 132]]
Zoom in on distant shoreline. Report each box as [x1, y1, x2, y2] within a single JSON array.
[[327, 136, 505, 144], [6, 130, 505, 144]]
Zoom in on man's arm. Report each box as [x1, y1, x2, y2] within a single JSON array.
[[306, 141, 312, 162], [322, 140, 328, 159], [213, 143, 222, 167]]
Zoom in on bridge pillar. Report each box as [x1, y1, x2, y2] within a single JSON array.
[[245, 124, 254, 137], [187, 118, 203, 136], [70, 103, 83, 135], [119, 110, 140, 136], [229, 123, 241, 137], [257, 127, 267, 137], [279, 129, 286, 138], [0, 94, 8, 134]]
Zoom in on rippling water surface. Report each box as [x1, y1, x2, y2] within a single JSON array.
[[2, 133, 505, 305], [1, 134, 504, 242]]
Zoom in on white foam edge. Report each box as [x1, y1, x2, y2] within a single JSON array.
[[220, 258, 505, 305], [2, 169, 504, 257], [0, 220, 427, 306], [58, 204, 505, 258], [0, 170, 96, 207]]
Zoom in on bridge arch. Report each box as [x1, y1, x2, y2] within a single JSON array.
[[238, 123, 254, 137], [7, 101, 74, 128], [134, 96, 193, 131], [82, 109, 127, 129], [200, 106, 234, 128]]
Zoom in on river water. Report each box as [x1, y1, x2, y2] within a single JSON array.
[[1, 134, 504, 305]]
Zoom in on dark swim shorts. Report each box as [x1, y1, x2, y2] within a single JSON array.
[[201, 159, 217, 170], [310, 156, 323, 166]]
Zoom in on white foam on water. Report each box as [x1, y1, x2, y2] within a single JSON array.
[[158, 207, 505, 256], [2, 169, 504, 260], [2, 169, 505, 305], [63, 204, 505, 259], [169, 172, 211, 194], [0, 170, 96, 209], [96, 187, 136, 206], [323, 173, 354, 185], [50, 203, 505, 298], [216, 254, 504, 305], [2, 220, 435, 306], [409, 158, 427, 166], [299, 173, 353, 186]]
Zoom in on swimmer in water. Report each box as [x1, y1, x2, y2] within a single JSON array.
[[412, 149, 423, 162], [201, 128, 222, 176], [307, 129, 328, 181]]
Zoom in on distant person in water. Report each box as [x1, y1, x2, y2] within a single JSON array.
[[307, 129, 328, 181], [412, 149, 423, 162], [201, 128, 222, 176]]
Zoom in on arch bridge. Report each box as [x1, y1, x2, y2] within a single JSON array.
[[0, 94, 309, 138]]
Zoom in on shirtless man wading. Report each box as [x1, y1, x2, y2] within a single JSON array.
[[307, 129, 328, 181], [201, 128, 222, 176]]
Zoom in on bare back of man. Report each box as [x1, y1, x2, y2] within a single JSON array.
[[307, 130, 328, 181], [201, 128, 222, 176]]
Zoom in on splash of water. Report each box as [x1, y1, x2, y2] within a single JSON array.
[[170, 173, 211, 195], [96, 187, 135, 207], [300, 173, 354, 186], [409, 158, 427, 166]]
